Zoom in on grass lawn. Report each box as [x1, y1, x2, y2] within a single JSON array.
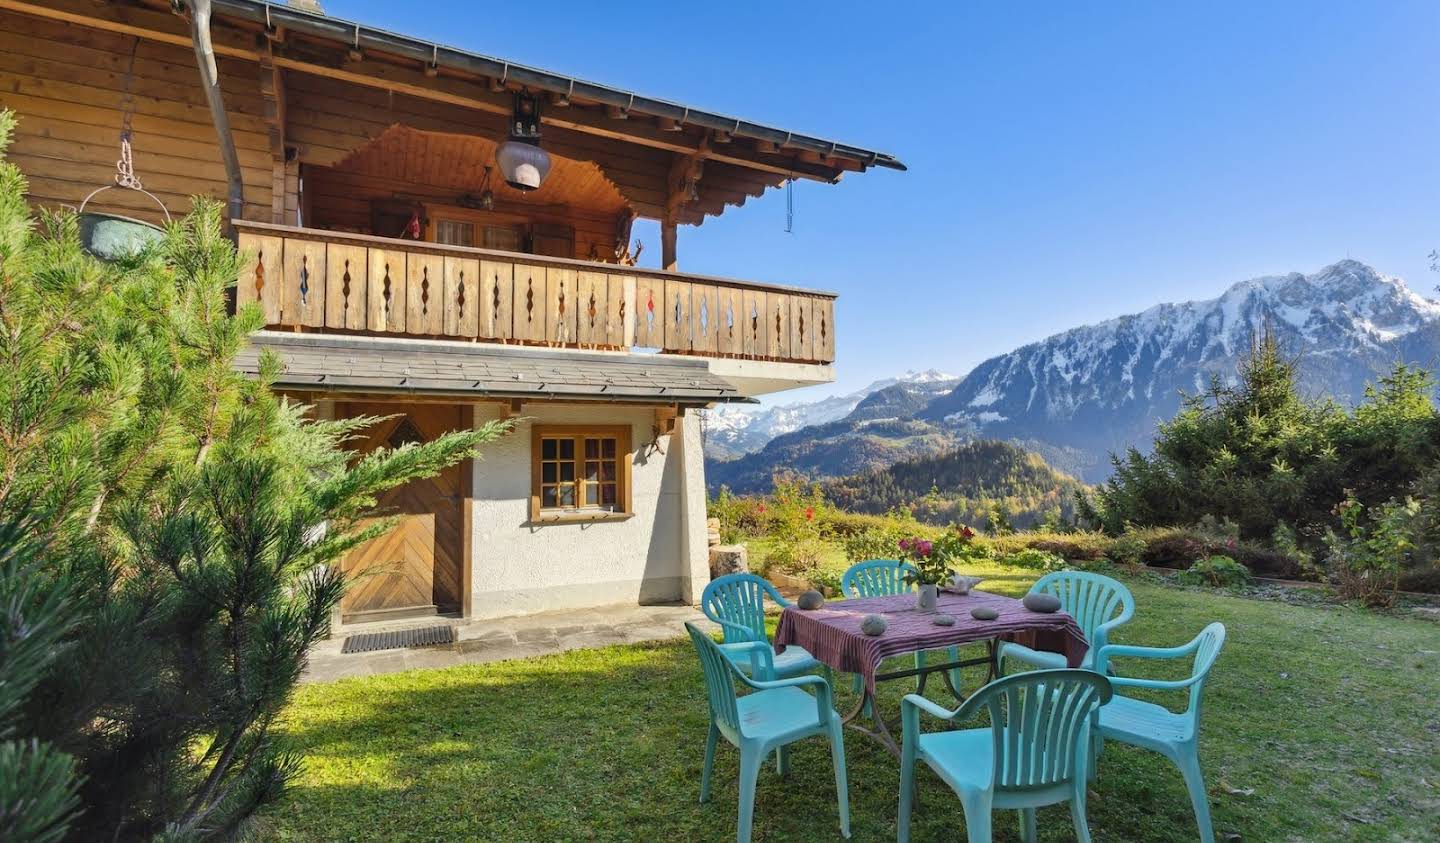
[[260, 566, 1440, 842]]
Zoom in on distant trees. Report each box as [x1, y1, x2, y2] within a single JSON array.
[[1081, 328, 1440, 602], [822, 440, 1087, 530]]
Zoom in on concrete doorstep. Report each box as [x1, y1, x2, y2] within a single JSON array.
[[303, 602, 713, 683]]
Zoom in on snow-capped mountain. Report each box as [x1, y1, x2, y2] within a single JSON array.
[[703, 369, 957, 459], [923, 260, 1440, 480]]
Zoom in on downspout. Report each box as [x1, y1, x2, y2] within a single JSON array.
[[178, 0, 246, 229]]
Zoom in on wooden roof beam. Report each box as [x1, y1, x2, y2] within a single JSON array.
[[3, 0, 855, 185]]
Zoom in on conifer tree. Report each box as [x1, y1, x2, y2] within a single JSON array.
[[0, 109, 510, 841]]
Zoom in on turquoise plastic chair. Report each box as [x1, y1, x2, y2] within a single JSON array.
[[998, 570, 1135, 673], [685, 623, 851, 843], [701, 573, 824, 680], [898, 669, 1113, 843], [841, 560, 961, 690], [1092, 622, 1228, 843]]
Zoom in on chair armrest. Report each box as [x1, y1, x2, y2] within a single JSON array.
[[902, 693, 959, 721], [744, 673, 834, 721], [721, 640, 777, 680], [1096, 638, 1202, 663], [1108, 674, 1202, 692], [901, 693, 962, 756], [1095, 635, 1207, 689], [1092, 615, 1130, 653]]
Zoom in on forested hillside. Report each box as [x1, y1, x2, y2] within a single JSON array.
[[821, 440, 1087, 529]]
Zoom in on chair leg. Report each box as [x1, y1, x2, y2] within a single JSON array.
[[1089, 730, 1104, 782], [1018, 807, 1037, 843], [1176, 748, 1216, 843], [913, 650, 927, 691], [1070, 785, 1093, 843], [775, 746, 789, 777], [958, 790, 994, 843], [736, 747, 765, 843], [897, 737, 916, 843], [946, 645, 962, 691], [1013, 806, 1036, 835], [700, 722, 720, 804], [828, 718, 851, 839]]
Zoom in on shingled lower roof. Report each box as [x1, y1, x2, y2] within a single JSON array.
[[235, 332, 749, 404]]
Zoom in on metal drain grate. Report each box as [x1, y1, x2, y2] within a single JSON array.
[[341, 625, 456, 654]]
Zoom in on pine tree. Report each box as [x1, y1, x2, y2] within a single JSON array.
[[0, 109, 511, 841]]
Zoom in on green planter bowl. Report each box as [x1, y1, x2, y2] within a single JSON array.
[[78, 212, 164, 262]]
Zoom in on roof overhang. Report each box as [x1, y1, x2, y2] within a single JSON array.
[[236, 332, 753, 405], [207, 0, 905, 178]]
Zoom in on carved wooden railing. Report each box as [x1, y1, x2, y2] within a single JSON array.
[[233, 221, 836, 364]]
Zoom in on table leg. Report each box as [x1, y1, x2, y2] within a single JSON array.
[[840, 685, 902, 757], [837, 641, 1005, 758]]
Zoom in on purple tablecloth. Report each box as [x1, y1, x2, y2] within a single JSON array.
[[774, 590, 1089, 692]]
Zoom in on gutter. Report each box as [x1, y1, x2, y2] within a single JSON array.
[[209, 0, 906, 172], [179, 0, 246, 225]]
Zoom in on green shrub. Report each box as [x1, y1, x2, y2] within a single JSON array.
[[1109, 528, 1147, 565], [709, 487, 754, 543], [1179, 555, 1253, 588], [1002, 548, 1066, 571], [842, 525, 907, 563], [1325, 495, 1418, 607], [806, 567, 843, 596], [762, 536, 829, 576], [1017, 531, 1112, 561], [822, 507, 936, 539]]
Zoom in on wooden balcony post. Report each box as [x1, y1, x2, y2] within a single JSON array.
[[661, 217, 678, 271]]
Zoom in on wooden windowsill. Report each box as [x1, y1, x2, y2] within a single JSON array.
[[529, 511, 635, 525]]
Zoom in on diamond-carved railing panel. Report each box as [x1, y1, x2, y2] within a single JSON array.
[[236, 223, 836, 364]]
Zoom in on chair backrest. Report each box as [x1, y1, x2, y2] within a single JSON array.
[[1184, 622, 1227, 720], [685, 622, 740, 730], [1031, 571, 1135, 644], [957, 669, 1113, 791], [842, 559, 918, 598], [700, 573, 784, 644]]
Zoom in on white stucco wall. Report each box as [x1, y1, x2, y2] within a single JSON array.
[[469, 403, 709, 619]]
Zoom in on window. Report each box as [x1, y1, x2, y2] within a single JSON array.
[[434, 219, 475, 247], [482, 225, 522, 252], [531, 426, 632, 521]]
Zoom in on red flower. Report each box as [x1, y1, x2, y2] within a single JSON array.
[[756, 504, 767, 514], [961, 526, 976, 539], [804, 506, 815, 521]]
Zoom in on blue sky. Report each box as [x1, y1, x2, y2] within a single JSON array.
[[329, 0, 1440, 402]]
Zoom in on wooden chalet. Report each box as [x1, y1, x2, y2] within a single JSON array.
[[0, 0, 904, 625]]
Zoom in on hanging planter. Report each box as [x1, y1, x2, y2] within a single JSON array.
[[75, 40, 170, 262], [77, 211, 165, 263]]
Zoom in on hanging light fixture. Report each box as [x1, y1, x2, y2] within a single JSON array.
[[496, 91, 551, 191]]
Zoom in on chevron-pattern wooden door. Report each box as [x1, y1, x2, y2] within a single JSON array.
[[338, 403, 468, 622]]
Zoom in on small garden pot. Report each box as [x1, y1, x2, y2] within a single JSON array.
[[916, 583, 939, 612]]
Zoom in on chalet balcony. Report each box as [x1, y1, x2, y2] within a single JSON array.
[[234, 221, 836, 368]]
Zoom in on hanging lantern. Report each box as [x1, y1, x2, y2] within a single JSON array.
[[496, 91, 551, 191]]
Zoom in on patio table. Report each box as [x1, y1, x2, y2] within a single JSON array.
[[773, 590, 1088, 755]]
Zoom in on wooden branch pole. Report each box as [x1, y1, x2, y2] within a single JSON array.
[[661, 217, 677, 271]]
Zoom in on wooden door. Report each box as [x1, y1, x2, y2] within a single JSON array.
[[338, 403, 469, 622]]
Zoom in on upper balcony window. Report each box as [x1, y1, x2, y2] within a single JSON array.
[[434, 219, 475, 247]]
